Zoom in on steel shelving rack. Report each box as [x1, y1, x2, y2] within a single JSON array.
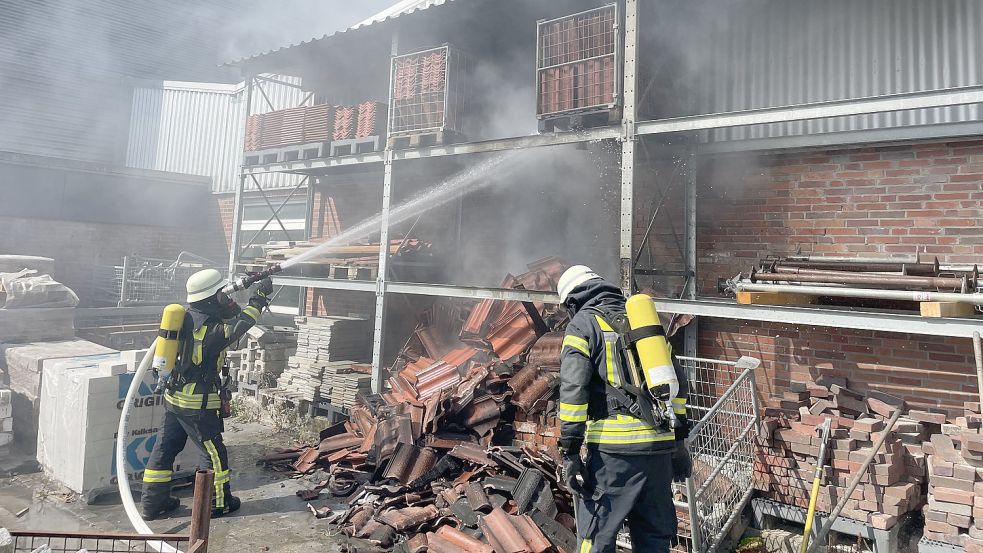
[[228, 0, 983, 393]]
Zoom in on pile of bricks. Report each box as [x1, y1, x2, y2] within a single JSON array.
[[0, 388, 11, 458], [754, 377, 926, 530], [277, 317, 372, 403], [921, 401, 983, 551]]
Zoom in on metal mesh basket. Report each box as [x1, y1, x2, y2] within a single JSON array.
[[389, 45, 473, 137], [681, 356, 761, 553], [115, 253, 222, 307]]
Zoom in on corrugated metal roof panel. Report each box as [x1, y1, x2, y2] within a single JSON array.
[[126, 76, 307, 193], [228, 0, 457, 66], [691, 0, 983, 141]]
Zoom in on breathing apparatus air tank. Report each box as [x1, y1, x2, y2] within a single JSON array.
[[152, 303, 186, 385], [624, 294, 679, 424]]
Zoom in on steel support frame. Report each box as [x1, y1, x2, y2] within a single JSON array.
[[618, 0, 639, 291], [228, 75, 255, 276]]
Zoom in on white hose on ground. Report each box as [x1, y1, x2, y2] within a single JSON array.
[[116, 338, 182, 553]]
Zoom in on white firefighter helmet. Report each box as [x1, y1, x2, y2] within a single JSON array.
[[557, 265, 602, 303], [186, 269, 226, 303]]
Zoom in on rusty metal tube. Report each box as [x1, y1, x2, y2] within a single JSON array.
[[189, 470, 214, 553], [767, 259, 940, 276], [733, 281, 983, 306], [755, 269, 967, 289]]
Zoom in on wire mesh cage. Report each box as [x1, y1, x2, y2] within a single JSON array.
[[115, 253, 223, 307], [680, 356, 761, 553], [389, 45, 473, 138], [10, 531, 190, 553], [536, 4, 620, 118]]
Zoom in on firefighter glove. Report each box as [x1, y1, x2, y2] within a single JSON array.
[[254, 277, 274, 298], [671, 440, 692, 482], [561, 454, 589, 495]]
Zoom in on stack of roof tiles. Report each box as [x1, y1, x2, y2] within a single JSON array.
[[356, 101, 386, 138], [754, 377, 928, 531], [921, 402, 983, 551], [277, 317, 373, 402], [244, 114, 261, 151], [243, 104, 335, 152], [260, 258, 579, 551], [333, 106, 356, 141]]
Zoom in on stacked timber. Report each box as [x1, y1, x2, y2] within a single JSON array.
[[754, 377, 926, 531]]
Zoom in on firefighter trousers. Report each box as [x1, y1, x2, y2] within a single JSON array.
[[141, 409, 232, 512], [575, 450, 677, 553]]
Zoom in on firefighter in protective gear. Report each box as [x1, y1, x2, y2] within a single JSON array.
[[556, 265, 691, 553], [140, 269, 273, 521]]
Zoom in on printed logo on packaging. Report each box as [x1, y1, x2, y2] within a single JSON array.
[[116, 372, 163, 410], [111, 372, 166, 480]]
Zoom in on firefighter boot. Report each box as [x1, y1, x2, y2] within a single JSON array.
[[141, 496, 180, 521], [212, 495, 241, 518]]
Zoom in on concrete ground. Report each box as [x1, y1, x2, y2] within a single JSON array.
[[0, 421, 348, 552]]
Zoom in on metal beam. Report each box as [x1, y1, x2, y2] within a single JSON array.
[[386, 282, 559, 303], [273, 276, 376, 293], [393, 128, 622, 161], [619, 0, 639, 291], [229, 76, 254, 275], [242, 151, 387, 175], [683, 154, 698, 358], [371, 153, 394, 392], [654, 298, 983, 339], [636, 84, 983, 136]]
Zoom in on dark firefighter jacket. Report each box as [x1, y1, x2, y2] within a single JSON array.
[[163, 298, 264, 415], [558, 280, 689, 455]]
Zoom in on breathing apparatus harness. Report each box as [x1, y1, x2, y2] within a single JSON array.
[[584, 293, 681, 434]]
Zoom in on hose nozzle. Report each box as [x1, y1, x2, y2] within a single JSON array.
[[221, 264, 283, 295]]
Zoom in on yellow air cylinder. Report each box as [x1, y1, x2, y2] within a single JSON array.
[[625, 294, 678, 402], [152, 304, 186, 377]]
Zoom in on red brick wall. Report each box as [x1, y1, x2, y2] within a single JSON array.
[[699, 319, 978, 416], [697, 140, 983, 293], [635, 139, 983, 419]]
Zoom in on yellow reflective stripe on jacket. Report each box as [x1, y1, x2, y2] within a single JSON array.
[[214, 469, 231, 485], [192, 325, 208, 365], [594, 315, 621, 387], [165, 383, 221, 409], [143, 469, 173, 483], [673, 396, 687, 415], [242, 305, 260, 322], [562, 335, 590, 356], [579, 539, 593, 553], [558, 402, 588, 423], [585, 414, 675, 444]]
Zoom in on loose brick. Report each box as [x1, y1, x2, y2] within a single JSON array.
[[932, 460, 955, 477], [948, 512, 973, 529], [854, 417, 885, 433], [964, 432, 983, 454], [954, 463, 979, 482], [936, 475, 977, 492], [866, 397, 898, 419], [929, 498, 973, 516], [910, 410, 947, 425], [925, 519, 959, 535], [933, 487, 975, 505]]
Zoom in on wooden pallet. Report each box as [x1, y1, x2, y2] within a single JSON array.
[[736, 291, 817, 306], [538, 106, 622, 133], [387, 129, 465, 150], [920, 301, 978, 318], [329, 136, 382, 157], [328, 264, 378, 281]]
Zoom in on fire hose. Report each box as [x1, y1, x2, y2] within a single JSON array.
[[117, 265, 282, 550]]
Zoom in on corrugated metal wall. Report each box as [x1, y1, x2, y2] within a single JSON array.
[[126, 76, 308, 193], [680, 0, 983, 141], [0, 0, 238, 163]]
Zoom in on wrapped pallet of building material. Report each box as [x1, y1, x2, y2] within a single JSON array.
[[36, 353, 194, 494], [0, 339, 114, 449], [0, 270, 78, 309]]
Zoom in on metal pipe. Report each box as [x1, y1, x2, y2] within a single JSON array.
[[733, 281, 983, 306], [753, 269, 968, 290], [768, 259, 940, 276], [189, 470, 214, 553], [785, 254, 920, 264], [806, 409, 903, 553], [975, 331, 983, 411]]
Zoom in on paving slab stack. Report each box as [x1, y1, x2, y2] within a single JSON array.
[[321, 361, 372, 410], [234, 325, 297, 388], [921, 401, 983, 552], [754, 377, 926, 532], [0, 388, 11, 458], [277, 317, 372, 403]]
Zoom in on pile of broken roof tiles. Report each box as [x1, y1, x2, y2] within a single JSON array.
[[262, 258, 582, 552]]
